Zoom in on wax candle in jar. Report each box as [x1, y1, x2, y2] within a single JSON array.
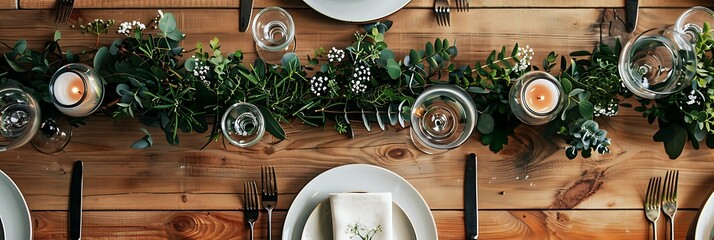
[[523, 78, 559, 114], [52, 72, 85, 106]]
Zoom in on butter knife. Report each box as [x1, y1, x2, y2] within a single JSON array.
[[69, 161, 83, 240], [465, 153, 478, 239], [625, 0, 639, 33], [239, 0, 254, 32]]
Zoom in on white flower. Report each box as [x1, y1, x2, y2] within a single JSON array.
[[328, 47, 345, 62], [118, 20, 147, 36], [310, 75, 330, 96], [157, 10, 164, 19], [512, 45, 534, 72]]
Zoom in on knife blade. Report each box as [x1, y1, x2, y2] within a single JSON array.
[[464, 153, 478, 239], [69, 161, 83, 240], [239, 0, 254, 32], [625, 0, 639, 33]]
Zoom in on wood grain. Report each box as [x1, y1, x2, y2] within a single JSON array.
[[30, 210, 699, 239], [17, 0, 714, 9], [0, 0, 16, 9]]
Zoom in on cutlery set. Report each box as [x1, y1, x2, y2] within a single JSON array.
[[244, 166, 278, 240], [644, 170, 679, 240]]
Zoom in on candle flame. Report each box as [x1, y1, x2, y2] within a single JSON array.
[[71, 87, 82, 95]]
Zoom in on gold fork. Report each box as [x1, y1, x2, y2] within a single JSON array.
[[662, 170, 679, 240], [644, 177, 662, 240]]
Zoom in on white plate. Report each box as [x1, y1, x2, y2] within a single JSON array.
[[0, 170, 32, 240], [695, 188, 714, 240], [301, 199, 416, 239], [282, 164, 437, 240], [303, 0, 410, 22]]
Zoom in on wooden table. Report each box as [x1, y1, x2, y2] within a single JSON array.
[[1, 0, 714, 239]]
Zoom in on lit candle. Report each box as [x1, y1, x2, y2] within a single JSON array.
[[50, 63, 105, 117], [523, 78, 559, 115], [52, 72, 85, 106]]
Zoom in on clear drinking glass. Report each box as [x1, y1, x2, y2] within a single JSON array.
[[509, 71, 565, 125], [251, 7, 296, 64], [0, 86, 41, 152], [221, 102, 266, 148], [675, 6, 714, 44], [31, 117, 72, 154], [619, 28, 697, 99], [410, 85, 477, 154]]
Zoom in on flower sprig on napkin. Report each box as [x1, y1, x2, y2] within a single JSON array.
[[346, 222, 383, 240]]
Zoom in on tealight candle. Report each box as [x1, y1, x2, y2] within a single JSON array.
[[509, 71, 564, 125], [53, 72, 86, 106], [524, 78, 559, 115], [50, 63, 105, 117]]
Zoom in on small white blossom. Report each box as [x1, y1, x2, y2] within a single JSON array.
[[350, 64, 370, 94], [157, 10, 164, 19], [310, 75, 329, 96], [328, 47, 345, 62], [593, 102, 618, 117], [513, 45, 534, 72], [683, 89, 703, 106], [190, 56, 211, 85], [118, 20, 146, 36]]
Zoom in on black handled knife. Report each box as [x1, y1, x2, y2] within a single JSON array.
[[465, 153, 478, 239], [239, 0, 254, 32], [69, 161, 83, 240], [625, 0, 639, 33]]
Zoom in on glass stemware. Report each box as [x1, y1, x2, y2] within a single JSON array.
[[675, 6, 714, 44], [221, 102, 266, 148], [251, 7, 296, 64], [619, 28, 697, 99], [0, 86, 41, 152], [410, 85, 477, 154], [31, 117, 72, 154]]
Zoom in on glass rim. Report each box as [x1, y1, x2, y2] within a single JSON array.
[[220, 102, 266, 148], [518, 72, 564, 117], [674, 6, 714, 34], [410, 85, 477, 150], [251, 6, 296, 51]]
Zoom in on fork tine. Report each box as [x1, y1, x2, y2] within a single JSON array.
[[261, 166, 266, 194], [673, 170, 679, 200], [55, 0, 64, 23], [446, 8, 451, 26], [244, 181, 249, 209], [664, 171, 672, 202], [645, 177, 652, 208], [271, 166, 277, 194], [253, 182, 260, 209], [656, 177, 662, 207]]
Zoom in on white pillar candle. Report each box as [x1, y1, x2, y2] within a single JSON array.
[[51, 64, 104, 117], [523, 78, 559, 115]]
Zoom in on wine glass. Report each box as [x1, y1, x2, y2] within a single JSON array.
[[675, 6, 714, 44], [31, 117, 72, 154], [0, 86, 41, 152], [221, 102, 266, 148], [619, 28, 697, 99], [251, 7, 296, 64], [410, 85, 477, 154]]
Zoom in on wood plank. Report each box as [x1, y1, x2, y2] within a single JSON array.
[[30, 210, 699, 239], [17, 0, 714, 9], [0, 8, 688, 70], [0, 0, 16, 9], [1, 115, 713, 211]]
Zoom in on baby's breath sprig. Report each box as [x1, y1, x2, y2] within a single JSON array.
[[79, 19, 116, 37]]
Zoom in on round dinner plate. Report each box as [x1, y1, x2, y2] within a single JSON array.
[[303, 0, 410, 22], [282, 164, 437, 239], [694, 188, 714, 240], [0, 169, 32, 240], [301, 200, 416, 239]]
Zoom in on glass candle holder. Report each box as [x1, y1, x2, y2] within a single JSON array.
[[221, 102, 266, 148], [0, 86, 41, 152], [509, 71, 565, 125], [410, 85, 477, 154], [31, 117, 72, 154], [251, 7, 296, 64], [619, 28, 697, 99], [49, 63, 105, 117]]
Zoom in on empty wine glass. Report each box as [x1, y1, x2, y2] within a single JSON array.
[[0, 86, 41, 152], [675, 6, 714, 44], [31, 117, 72, 154], [619, 28, 697, 99], [410, 85, 477, 154], [221, 102, 265, 148], [251, 7, 296, 64]]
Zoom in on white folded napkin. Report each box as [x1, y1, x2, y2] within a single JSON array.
[[330, 193, 393, 240]]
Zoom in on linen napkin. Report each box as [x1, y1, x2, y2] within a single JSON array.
[[330, 193, 393, 240]]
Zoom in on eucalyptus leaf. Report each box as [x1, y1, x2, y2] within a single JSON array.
[[361, 109, 371, 131], [94, 47, 108, 72], [257, 105, 286, 140], [386, 58, 401, 80], [579, 100, 594, 119], [477, 113, 495, 134]]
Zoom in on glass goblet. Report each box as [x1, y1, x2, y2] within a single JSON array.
[[31, 117, 72, 154], [0, 86, 41, 152], [410, 85, 477, 154], [675, 6, 714, 44], [619, 28, 697, 99], [251, 6, 296, 64], [221, 102, 266, 148]]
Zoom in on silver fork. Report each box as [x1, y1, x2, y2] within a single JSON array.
[[261, 166, 278, 240], [645, 177, 662, 240], [662, 170, 679, 240], [434, 0, 451, 27], [55, 0, 75, 23], [455, 0, 469, 12], [244, 181, 260, 240]]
